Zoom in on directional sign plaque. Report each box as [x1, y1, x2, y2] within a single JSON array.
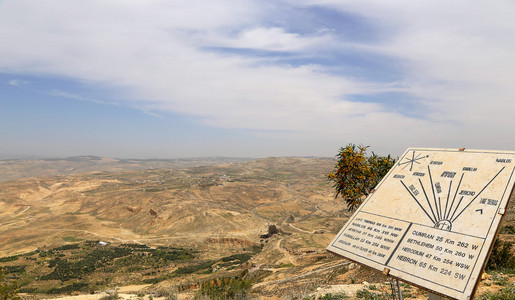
[[327, 148, 515, 300]]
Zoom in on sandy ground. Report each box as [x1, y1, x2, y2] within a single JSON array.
[[38, 284, 157, 300]]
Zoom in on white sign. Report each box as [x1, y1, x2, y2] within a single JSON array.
[[327, 148, 515, 300]]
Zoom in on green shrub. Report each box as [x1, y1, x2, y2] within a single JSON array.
[[492, 273, 509, 286], [486, 239, 515, 271], [0, 268, 19, 300], [319, 293, 348, 299], [356, 288, 387, 300], [499, 225, 515, 234], [195, 277, 251, 300], [478, 283, 515, 299]]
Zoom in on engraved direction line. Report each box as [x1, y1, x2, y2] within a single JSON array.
[[438, 197, 442, 220], [428, 166, 440, 221], [449, 196, 464, 222], [401, 180, 436, 224], [411, 153, 423, 171], [419, 178, 438, 225], [385, 223, 413, 265], [398, 152, 414, 166], [398, 151, 427, 171], [452, 167, 506, 223], [445, 173, 464, 220], [444, 181, 452, 220], [398, 151, 416, 167], [399, 151, 416, 170]]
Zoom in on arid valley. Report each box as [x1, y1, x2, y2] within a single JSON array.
[[1, 157, 515, 299]]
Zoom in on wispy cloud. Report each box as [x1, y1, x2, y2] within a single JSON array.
[[7, 79, 28, 86], [49, 90, 111, 106]]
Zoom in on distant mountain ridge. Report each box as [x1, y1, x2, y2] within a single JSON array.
[[0, 156, 255, 183]]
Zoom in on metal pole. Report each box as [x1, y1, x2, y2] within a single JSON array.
[[428, 293, 446, 300], [396, 279, 403, 300]]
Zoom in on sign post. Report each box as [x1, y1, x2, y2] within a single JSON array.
[[327, 148, 515, 300]]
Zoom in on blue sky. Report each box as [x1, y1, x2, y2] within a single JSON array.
[[1, 0, 515, 158]]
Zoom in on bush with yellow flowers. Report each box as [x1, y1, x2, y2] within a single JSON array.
[[328, 144, 395, 211]]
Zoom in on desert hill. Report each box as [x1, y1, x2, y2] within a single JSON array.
[[0, 157, 363, 297], [0, 157, 345, 257], [1, 157, 515, 298]]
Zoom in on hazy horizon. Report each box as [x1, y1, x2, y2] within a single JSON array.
[[0, 153, 334, 160]]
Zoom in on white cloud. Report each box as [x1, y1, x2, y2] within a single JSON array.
[[0, 0, 397, 136], [205, 27, 334, 52], [1, 0, 514, 156], [295, 0, 515, 147]]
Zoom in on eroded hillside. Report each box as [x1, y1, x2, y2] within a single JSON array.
[[0, 157, 346, 257], [2, 157, 515, 299]]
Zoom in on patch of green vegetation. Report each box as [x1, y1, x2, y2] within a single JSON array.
[[47, 282, 89, 294], [0, 268, 20, 300], [144, 188, 164, 192], [2, 265, 26, 275], [53, 243, 80, 251], [478, 283, 515, 299], [221, 253, 253, 264], [62, 236, 84, 242], [492, 273, 509, 286], [486, 239, 515, 272], [126, 266, 143, 272], [120, 243, 150, 248], [174, 260, 216, 275], [278, 263, 293, 268], [0, 240, 259, 296], [356, 288, 387, 300], [153, 248, 195, 262], [318, 293, 348, 300], [499, 225, 515, 234], [195, 277, 252, 299], [0, 255, 20, 263]]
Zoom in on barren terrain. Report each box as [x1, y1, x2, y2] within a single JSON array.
[[0, 157, 514, 299]]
